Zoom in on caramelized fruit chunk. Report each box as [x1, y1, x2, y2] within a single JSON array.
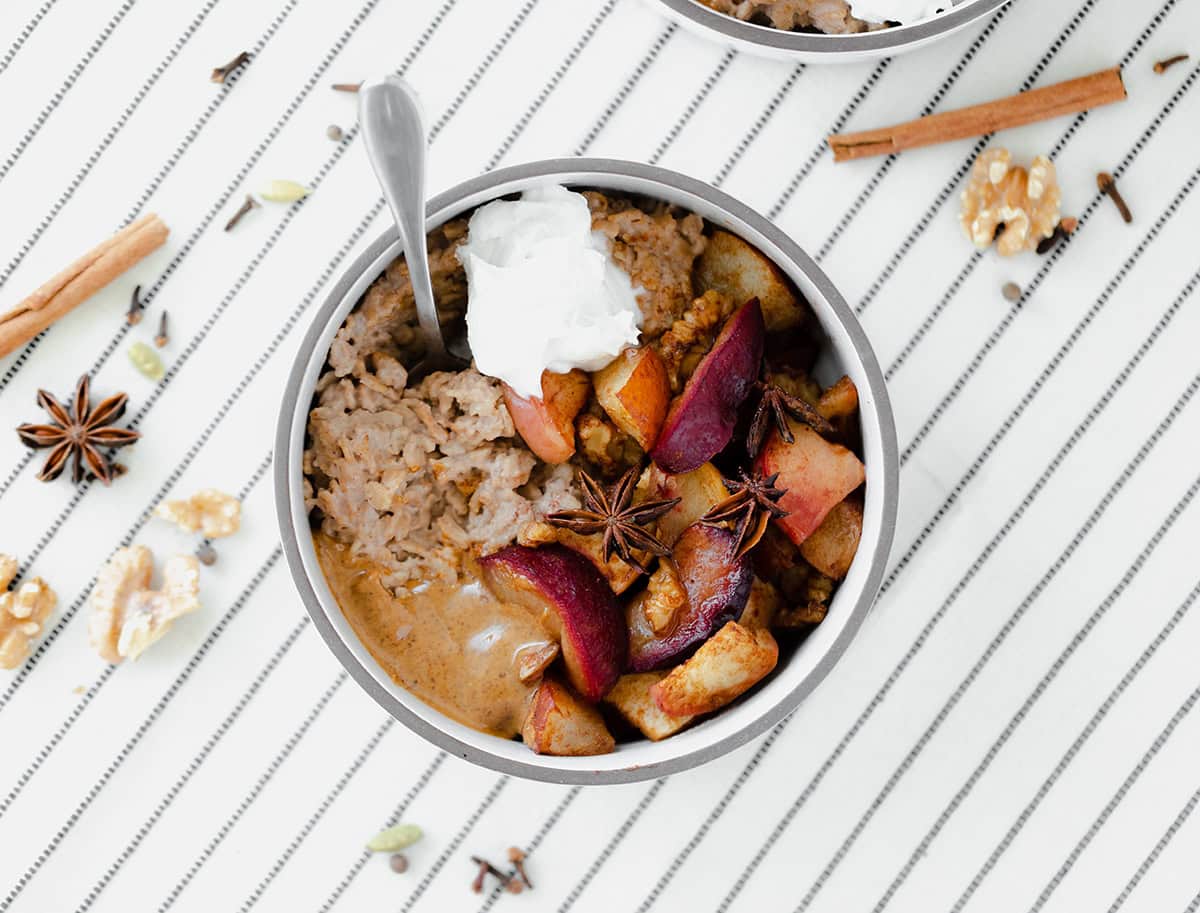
[[799, 496, 863, 580], [593, 346, 671, 450], [695, 230, 806, 333], [756, 421, 865, 546], [739, 577, 782, 631], [503, 369, 590, 464], [480, 544, 626, 701], [604, 672, 694, 741], [651, 621, 779, 717], [641, 462, 729, 547], [651, 299, 765, 474], [522, 677, 615, 756], [628, 523, 752, 672]]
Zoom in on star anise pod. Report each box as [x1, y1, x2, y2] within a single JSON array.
[[746, 377, 834, 458], [700, 469, 789, 559], [547, 467, 680, 574], [16, 374, 140, 485]]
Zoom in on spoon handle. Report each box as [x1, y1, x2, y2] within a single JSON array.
[[358, 76, 446, 360]]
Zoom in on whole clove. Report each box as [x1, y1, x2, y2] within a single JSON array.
[[331, 82, 362, 93], [1036, 217, 1077, 255], [211, 51, 251, 84], [469, 856, 512, 894], [224, 195, 259, 232], [507, 847, 533, 890], [1097, 172, 1132, 223], [1153, 54, 1189, 74], [126, 285, 144, 326], [154, 311, 169, 348]]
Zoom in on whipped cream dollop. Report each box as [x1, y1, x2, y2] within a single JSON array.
[[459, 184, 641, 399], [848, 0, 947, 24]]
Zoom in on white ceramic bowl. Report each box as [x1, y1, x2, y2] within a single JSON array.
[[654, 0, 1012, 61], [275, 159, 898, 784]]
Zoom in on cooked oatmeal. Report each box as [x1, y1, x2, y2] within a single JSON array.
[[696, 0, 881, 33]]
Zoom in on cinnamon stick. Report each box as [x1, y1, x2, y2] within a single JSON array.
[[829, 66, 1126, 163], [0, 214, 168, 358]]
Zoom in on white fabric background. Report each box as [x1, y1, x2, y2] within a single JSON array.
[[1, 1, 1198, 911]]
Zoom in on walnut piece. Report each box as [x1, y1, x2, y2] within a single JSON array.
[[642, 561, 687, 634], [0, 554, 57, 670], [655, 290, 736, 392], [154, 489, 241, 538], [961, 148, 1062, 256], [88, 546, 201, 663]]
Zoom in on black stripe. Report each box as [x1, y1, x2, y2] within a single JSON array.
[[557, 780, 666, 913], [809, 0, 1086, 258], [896, 66, 1200, 461], [313, 754, 448, 913], [572, 23, 677, 155], [399, 778, 509, 913], [1105, 782, 1200, 913], [1027, 680, 1200, 913], [486, 0, 620, 171], [475, 788, 582, 913], [648, 50, 736, 165], [880, 213, 1200, 596], [873, 554, 1200, 912], [0, 0, 60, 78], [76, 673, 349, 913], [0, 0, 138, 186], [712, 370, 1200, 913], [1, 549, 291, 909], [712, 63, 804, 187], [0, 0, 299, 294], [0, 0, 441, 394]]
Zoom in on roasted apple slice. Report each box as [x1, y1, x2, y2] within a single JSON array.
[[739, 576, 782, 631], [641, 462, 730, 547], [695, 230, 806, 333], [756, 421, 865, 546], [651, 621, 779, 717], [651, 299, 765, 474], [479, 544, 626, 701], [628, 523, 753, 672], [799, 496, 863, 580], [604, 672, 694, 741], [593, 346, 671, 450], [522, 677, 615, 756], [503, 369, 590, 464]]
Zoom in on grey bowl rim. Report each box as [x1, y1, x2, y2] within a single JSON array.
[[654, 0, 1012, 54], [274, 157, 899, 785]]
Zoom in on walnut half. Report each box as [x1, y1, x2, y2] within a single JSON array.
[[88, 546, 201, 663], [0, 554, 57, 671], [154, 489, 241, 538], [961, 148, 1061, 256]]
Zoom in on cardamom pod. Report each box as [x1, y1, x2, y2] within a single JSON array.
[[366, 822, 422, 853], [260, 179, 310, 203], [129, 341, 165, 381]]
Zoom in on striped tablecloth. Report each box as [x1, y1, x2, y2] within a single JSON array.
[[2, 0, 1199, 911]]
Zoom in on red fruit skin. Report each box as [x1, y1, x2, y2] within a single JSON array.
[[651, 299, 766, 474], [628, 524, 753, 672], [479, 544, 627, 702]]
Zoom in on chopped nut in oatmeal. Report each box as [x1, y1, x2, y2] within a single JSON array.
[[154, 489, 242, 538], [696, 0, 883, 34], [961, 148, 1062, 256], [0, 554, 57, 670], [88, 546, 201, 663]]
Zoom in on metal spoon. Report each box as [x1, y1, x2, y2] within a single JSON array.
[[359, 76, 469, 379]]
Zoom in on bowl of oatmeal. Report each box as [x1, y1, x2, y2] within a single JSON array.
[[654, 0, 1012, 61], [276, 159, 897, 784]]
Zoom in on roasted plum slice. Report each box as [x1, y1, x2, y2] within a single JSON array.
[[651, 298, 765, 475], [627, 523, 753, 672], [479, 544, 626, 701]]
